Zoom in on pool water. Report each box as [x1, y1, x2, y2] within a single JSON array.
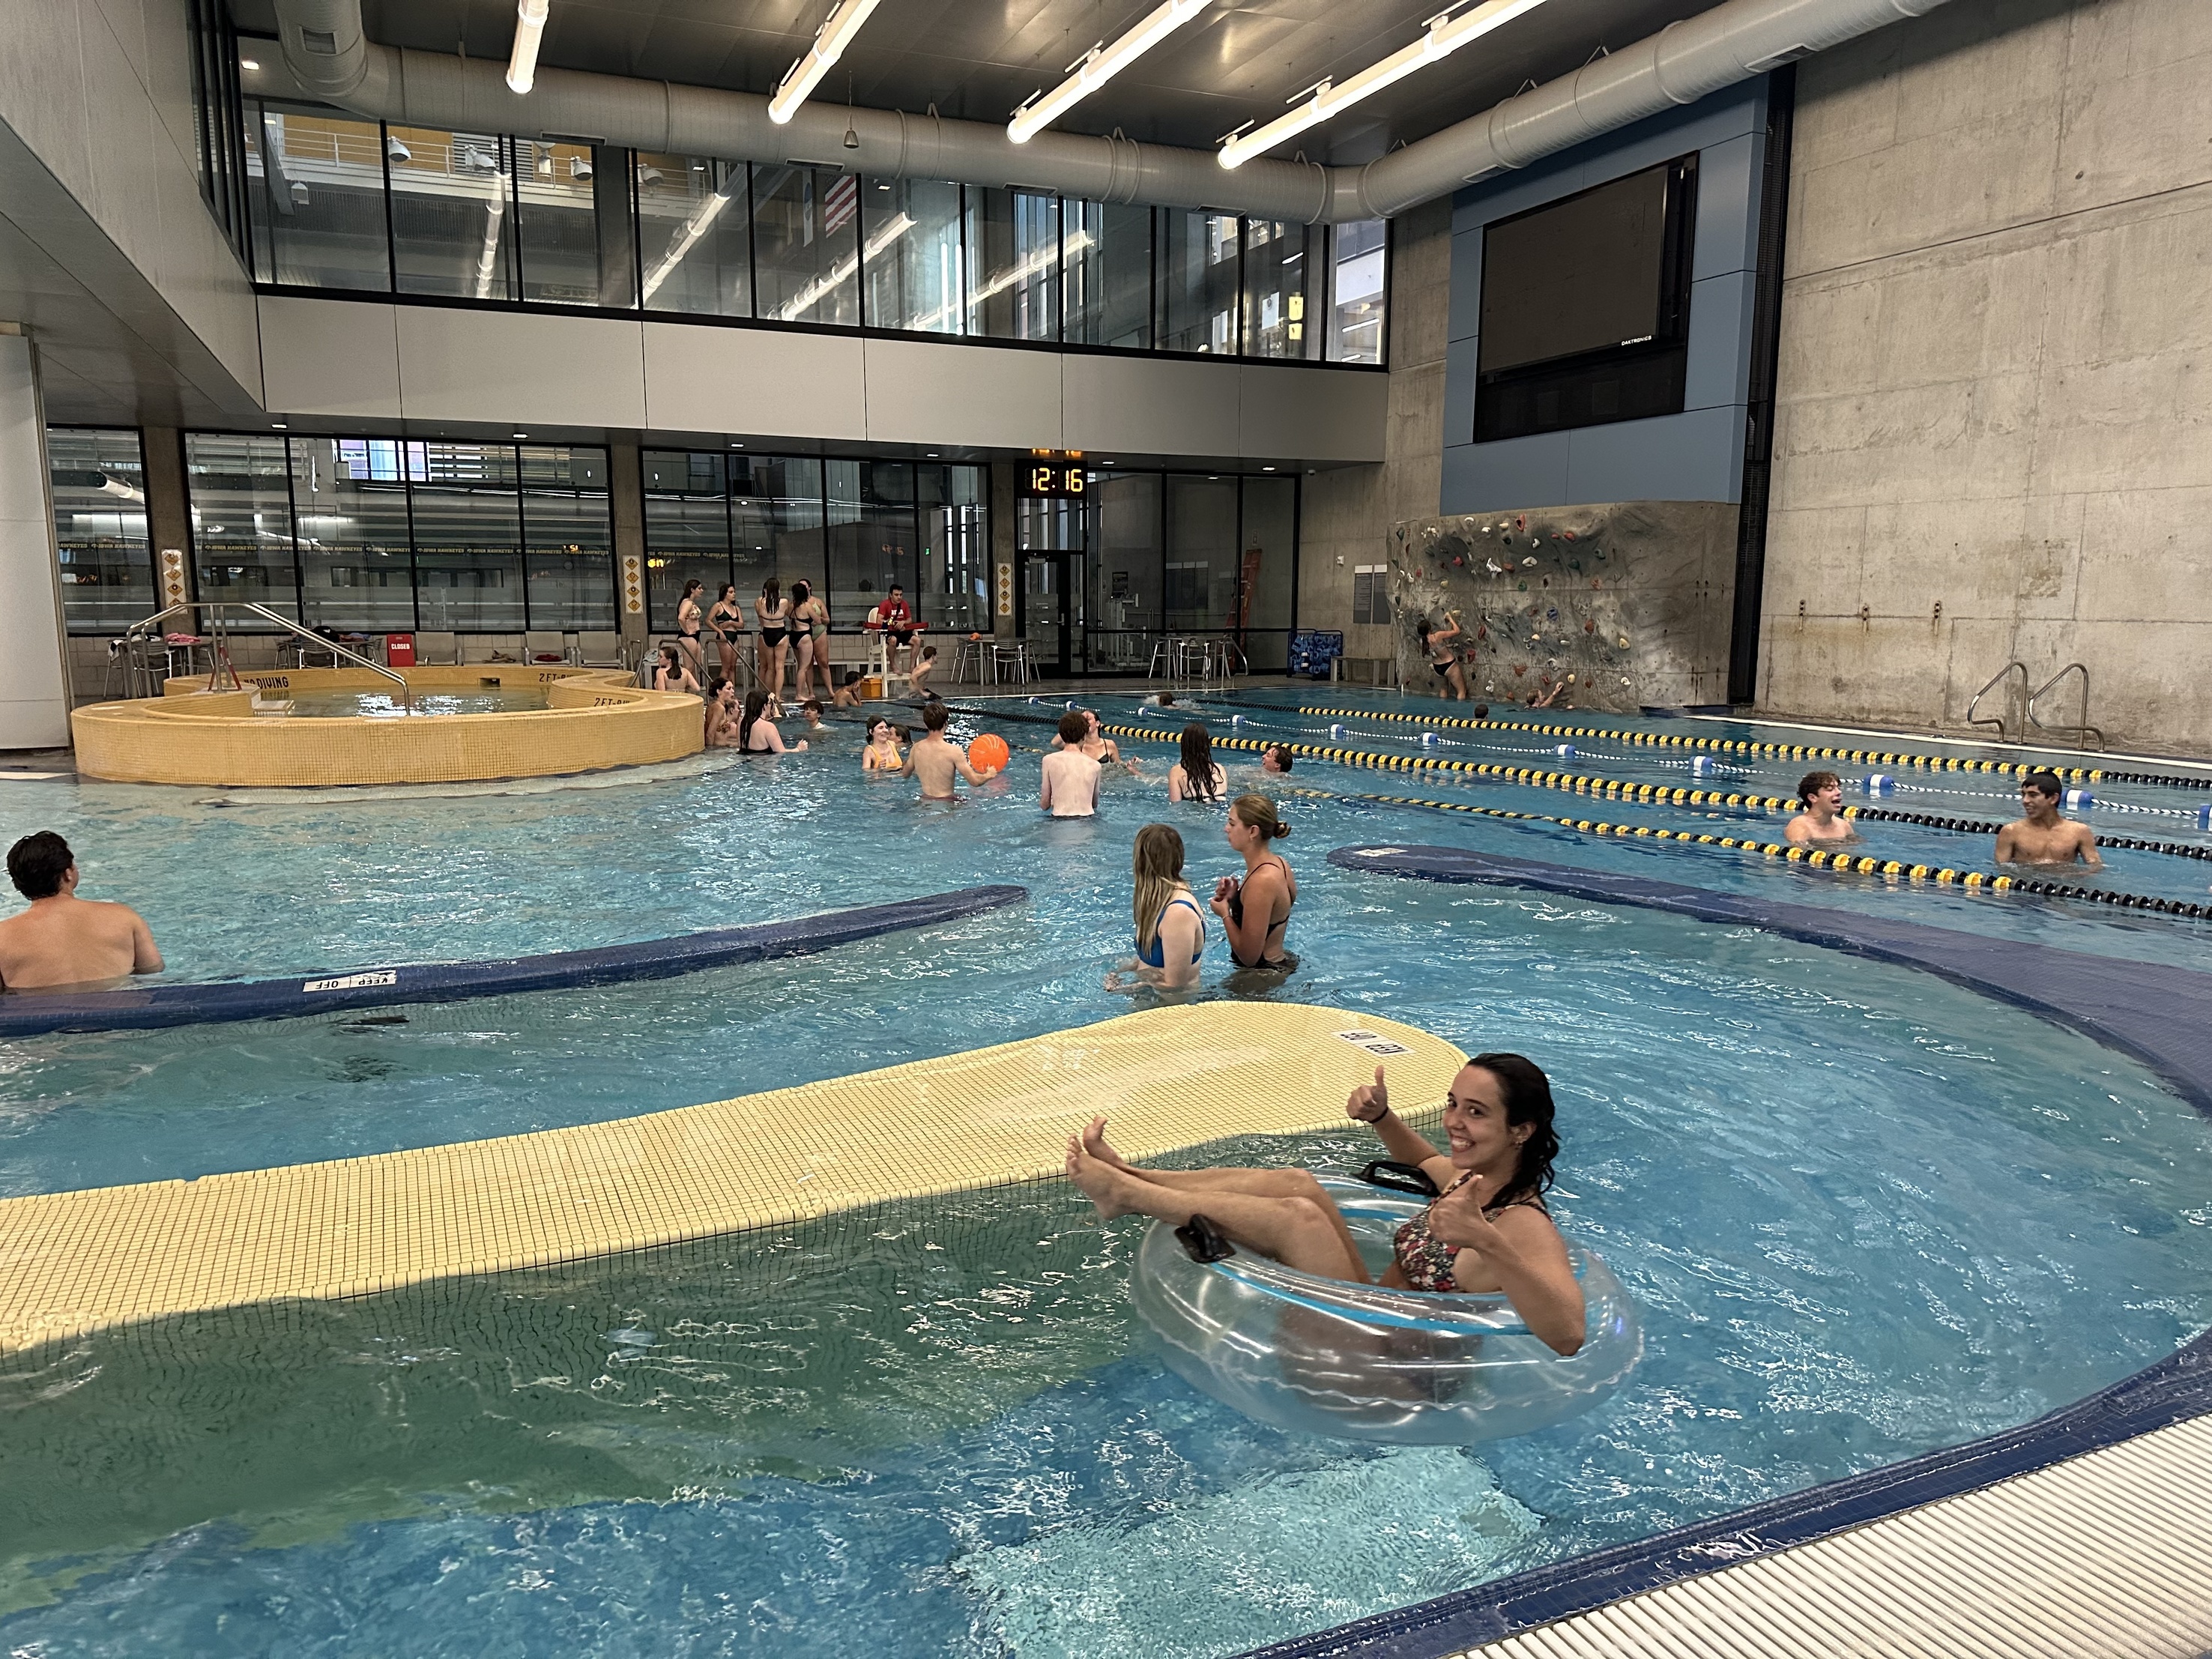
[[1, 695, 2208, 1655], [280, 689, 551, 718]]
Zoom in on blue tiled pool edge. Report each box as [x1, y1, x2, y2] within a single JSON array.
[[0, 885, 1029, 1036], [1244, 844, 2212, 1659]]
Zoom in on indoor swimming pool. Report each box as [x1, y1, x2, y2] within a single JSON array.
[[279, 689, 553, 719], [1, 691, 2208, 1656]]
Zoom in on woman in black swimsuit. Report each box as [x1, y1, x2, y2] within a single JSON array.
[[756, 578, 791, 701], [1209, 793, 1296, 971], [676, 578, 707, 683], [709, 582, 745, 683]]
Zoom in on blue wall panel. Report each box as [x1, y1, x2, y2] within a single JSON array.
[[1441, 80, 1771, 516]]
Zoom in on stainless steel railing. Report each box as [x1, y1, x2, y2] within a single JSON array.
[[2028, 662, 2103, 750], [1964, 661, 2027, 743], [120, 602, 411, 709]]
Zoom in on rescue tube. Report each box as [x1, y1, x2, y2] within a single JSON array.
[[1129, 1173, 1640, 1444]]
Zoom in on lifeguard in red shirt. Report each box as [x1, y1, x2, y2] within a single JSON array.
[[866, 582, 924, 670]]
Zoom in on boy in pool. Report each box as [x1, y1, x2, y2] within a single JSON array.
[[1996, 771, 2102, 868], [1039, 710, 1102, 818], [1261, 744, 1293, 776], [908, 701, 1000, 800], [0, 832, 164, 991], [832, 670, 868, 710], [1784, 771, 1860, 846], [799, 698, 828, 734]]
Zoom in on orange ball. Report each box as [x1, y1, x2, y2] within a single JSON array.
[[968, 734, 1010, 773]]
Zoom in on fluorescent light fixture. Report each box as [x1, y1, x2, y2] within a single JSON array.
[[1009, 0, 1210, 144], [239, 57, 260, 71], [1218, 0, 1551, 169], [507, 0, 550, 95], [770, 0, 884, 125]]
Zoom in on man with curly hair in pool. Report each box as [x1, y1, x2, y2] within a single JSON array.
[[0, 832, 163, 992]]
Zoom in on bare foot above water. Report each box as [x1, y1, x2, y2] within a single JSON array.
[[1065, 1134, 1136, 1219]]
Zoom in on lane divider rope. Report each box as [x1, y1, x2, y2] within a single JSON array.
[[1290, 788, 2210, 918], [1293, 705, 2212, 791]]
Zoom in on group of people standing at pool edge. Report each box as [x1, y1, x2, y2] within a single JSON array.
[[654, 576, 943, 706]]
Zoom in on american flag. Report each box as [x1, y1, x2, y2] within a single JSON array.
[[823, 172, 857, 236]]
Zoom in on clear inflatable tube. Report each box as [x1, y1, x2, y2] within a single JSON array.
[[1129, 1176, 1641, 1444]]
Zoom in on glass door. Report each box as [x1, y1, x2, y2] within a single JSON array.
[[1016, 497, 1086, 677]]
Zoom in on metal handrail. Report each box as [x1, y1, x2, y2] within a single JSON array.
[[2028, 662, 2103, 750], [121, 601, 411, 709], [1964, 661, 2027, 743]]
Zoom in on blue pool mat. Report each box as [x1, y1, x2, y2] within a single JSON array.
[[0, 885, 1028, 1037], [1327, 844, 2212, 1116]]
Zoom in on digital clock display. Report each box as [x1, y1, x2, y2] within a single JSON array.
[[1021, 463, 1087, 498]]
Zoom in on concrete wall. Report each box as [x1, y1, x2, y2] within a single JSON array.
[[256, 297, 1390, 465], [1441, 85, 1768, 516], [1759, 0, 2212, 755], [1296, 197, 1454, 671]]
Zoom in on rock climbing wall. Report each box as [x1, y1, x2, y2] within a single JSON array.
[[1388, 501, 1739, 713]]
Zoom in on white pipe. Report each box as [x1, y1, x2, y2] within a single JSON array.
[[506, 0, 549, 97], [264, 0, 1954, 224], [1009, 0, 1212, 145]]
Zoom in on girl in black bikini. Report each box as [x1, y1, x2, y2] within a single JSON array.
[[676, 578, 707, 683], [756, 578, 791, 701], [1209, 793, 1296, 971], [709, 583, 745, 683]]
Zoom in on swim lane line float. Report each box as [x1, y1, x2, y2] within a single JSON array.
[[0, 885, 1027, 1037], [1131, 1165, 1640, 1445]]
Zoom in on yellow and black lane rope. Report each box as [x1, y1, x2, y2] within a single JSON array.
[[1099, 723, 1801, 815], [1292, 705, 2212, 791], [1292, 788, 2212, 918]]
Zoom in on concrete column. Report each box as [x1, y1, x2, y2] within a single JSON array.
[[609, 440, 647, 659], [0, 328, 70, 750], [139, 426, 192, 594], [989, 462, 1017, 641]]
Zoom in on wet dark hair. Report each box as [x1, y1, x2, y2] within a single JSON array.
[[1470, 704, 1490, 722], [7, 831, 73, 900], [761, 577, 782, 606], [791, 579, 812, 607], [1466, 1051, 1559, 1210], [801, 698, 823, 715], [1057, 710, 1090, 744], [717, 583, 737, 603], [1177, 722, 1221, 801], [1265, 743, 1293, 772], [923, 701, 950, 731], [841, 669, 863, 686], [706, 674, 731, 700], [659, 644, 680, 669], [738, 689, 770, 749], [866, 715, 894, 740], [2022, 770, 2063, 800], [1798, 770, 1841, 803]]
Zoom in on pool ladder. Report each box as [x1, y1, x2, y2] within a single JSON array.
[[1965, 659, 2103, 750]]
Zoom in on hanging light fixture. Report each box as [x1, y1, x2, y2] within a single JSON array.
[[1009, 0, 1211, 144], [770, 0, 886, 125], [1219, 0, 1551, 169]]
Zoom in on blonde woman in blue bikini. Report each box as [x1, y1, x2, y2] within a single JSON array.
[[1105, 824, 1205, 993]]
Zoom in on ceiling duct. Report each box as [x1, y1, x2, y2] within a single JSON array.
[[258, 0, 1951, 223]]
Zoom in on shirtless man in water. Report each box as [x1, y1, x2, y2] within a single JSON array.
[[907, 700, 1000, 800], [0, 832, 163, 991], [1995, 771, 2102, 869], [1783, 770, 1860, 847]]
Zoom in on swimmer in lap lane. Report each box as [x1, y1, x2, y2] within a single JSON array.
[[1063, 1054, 1584, 1356], [1995, 770, 2102, 869], [1784, 770, 1860, 847]]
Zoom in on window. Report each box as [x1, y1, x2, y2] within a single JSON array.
[[731, 455, 827, 608], [863, 177, 962, 333], [1063, 201, 1152, 349], [388, 128, 516, 300], [752, 165, 859, 326], [246, 105, 391, 291], [1087, 472, 1161, 671], [1158, 211, 1240, 354], [517, 140, 627, 306], [826, 460, 915, 622], [1163, 474, 1239, 629], [1328, 220, 1388, 364], [1242, 220, 1309, 360], [407, 441, 525, 630], [638, 155, 747, 316], [967, 187, 1058, 341], [292, 435, 414, 631], [1239, 477, 1296, 671], [49, 429, 154, 635], [522, 446, 615, 630], [916, 465, 988, 632], [187, 433, 299, 619], [643, 449, 734, 632]]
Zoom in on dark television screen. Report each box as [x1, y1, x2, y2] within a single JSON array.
[[1478, 162, 1675, 375]]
